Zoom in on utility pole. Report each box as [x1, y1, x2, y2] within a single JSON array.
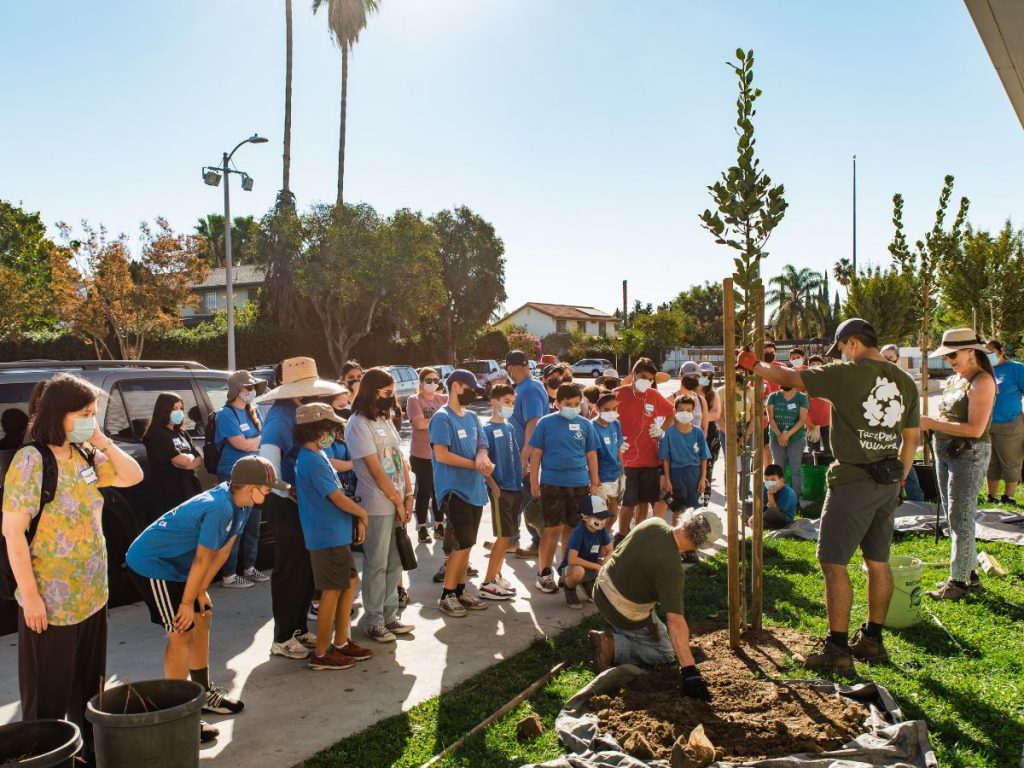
[[222, 150, 235, 371], [622, 280, 628, 328], [852, 154, 858, 274]]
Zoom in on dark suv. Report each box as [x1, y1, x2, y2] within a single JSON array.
[[0, 360, 266, 634]]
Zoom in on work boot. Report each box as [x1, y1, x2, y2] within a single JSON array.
[[926, 580, 969, 601], [848, 625, 889, 663], [801, 637, 855, 675], [588, 630, 615, 670]]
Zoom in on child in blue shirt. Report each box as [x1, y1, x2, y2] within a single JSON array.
[[659, 394, 711, 524], [293, 403, 370, 670], [480, 384, 523, 600], [762, 463, 798, 529], [558, 495, 613, 609], [591, 392, 627, 531]]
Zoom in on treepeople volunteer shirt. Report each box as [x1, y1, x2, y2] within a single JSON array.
[[429, 405, 488, 506], [801, 359, 919, 486], [528, 411, 599, 487]]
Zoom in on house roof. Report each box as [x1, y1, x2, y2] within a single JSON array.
[[496, 302, 618, 324], [195, 265, 266, 289]]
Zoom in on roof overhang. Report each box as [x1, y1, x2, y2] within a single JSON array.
[[964, 0, 1024, 130]]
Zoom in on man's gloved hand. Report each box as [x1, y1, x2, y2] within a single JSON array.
[[737, 347, 758, 373], [648, 423, 665, 439], [679, 665, 711, 702]]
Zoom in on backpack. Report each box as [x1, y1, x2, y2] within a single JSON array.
[[0, 441, 96, 600], [204, 407, 245, 475]]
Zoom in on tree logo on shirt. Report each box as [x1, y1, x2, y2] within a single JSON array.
[[863, 377, 904, 428]]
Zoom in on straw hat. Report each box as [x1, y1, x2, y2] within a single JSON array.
[[929, 328, 989, 358], [255, 357, 346, 402]]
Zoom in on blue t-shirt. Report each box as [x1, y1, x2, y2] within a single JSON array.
[[764, 483, 798, 523], [558, 523, 612, 572], [484, 421, 523, 492], [262, 400, 299, 484], [592, 419, 624, 483], [509, 377, 548, 448], [658, 426, 712, 468], [216, 405, 260, 476], [326, 439, 357, 497], [126, 484, 250, 582], [529, 412, 599, 487], [296, 446, 352, 550], [992, 360, 1024, 424], [429, 406, 488, 507]]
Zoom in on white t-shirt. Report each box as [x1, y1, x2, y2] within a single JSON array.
[[344, 413, 406, 516]]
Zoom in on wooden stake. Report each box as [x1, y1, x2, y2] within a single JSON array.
[[722, 278, 741, 649], [751, 286, 765, 630], [921, 284, 932, 464]]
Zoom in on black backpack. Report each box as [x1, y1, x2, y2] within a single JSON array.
[[203, 411, 220, 474], [0, 441, 96, 600]]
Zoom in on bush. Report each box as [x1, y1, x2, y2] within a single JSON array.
[[472, 328, 509, 360]]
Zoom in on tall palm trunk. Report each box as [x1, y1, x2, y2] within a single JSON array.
[[277, 0, 295, 210], [338, 46, 348, 206]]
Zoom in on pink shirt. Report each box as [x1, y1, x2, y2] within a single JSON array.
[[406, 392, 448, 459]]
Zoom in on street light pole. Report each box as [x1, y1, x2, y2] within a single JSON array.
[[223, 150, 235, 371], [852, 154, 857, 274]]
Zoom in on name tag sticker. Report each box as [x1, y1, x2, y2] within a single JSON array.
[[603, 436, 611, 444], [787, 403, 796, 410], [644, 403, 654, 415], [80, 466, 98, 484], [376, 428, 386, 436], [590, 544, 600, 554], [493, 429, 503, 438], [568, 423, 581, 431], [240, 424, 250, 432], [457, 429, 468, 439]]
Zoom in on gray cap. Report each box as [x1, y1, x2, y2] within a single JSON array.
[[230, 456, 290, 491], [227, 370, 268, 401], [295, 402, 346, 426], [679, 361, 700, 376]]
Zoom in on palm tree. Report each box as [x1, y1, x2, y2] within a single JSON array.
[[312, 0, 380, 207], [767, 265, 825, 338], [833, 257, 854, 289], [276, 0, 296, 211]]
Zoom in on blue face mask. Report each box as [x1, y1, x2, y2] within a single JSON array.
[[67, 416, 96, 444], [499, 405, 515, 419], [169, 410, 185, 426], [560, 406, 580, 420], [988, 353, 1000, 366], [698, 376, 710, 387]]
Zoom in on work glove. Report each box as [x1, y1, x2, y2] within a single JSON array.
[[648, 423, 665, 439], [679, 665, 712, 702], [737, 347, 758, 373]]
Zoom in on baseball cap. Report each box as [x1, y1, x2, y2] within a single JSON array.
[[505, 350, 529, 367], [826, 318, 877, 359], [230, 456, 291, 491], [679, 361, 700, 376], [682, 510, 723, 548], [446, 369, 486, 394], [541, 364, 560, 379], [579, 495, 612, 519], [295, 402, 346, 426], [697, 362, 715, 374]]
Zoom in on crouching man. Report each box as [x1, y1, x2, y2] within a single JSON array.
[[588, 512, 722, 701]]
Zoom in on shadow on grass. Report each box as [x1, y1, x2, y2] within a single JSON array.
[[890, 614, 981, 658], [299, 711, 414, 768]]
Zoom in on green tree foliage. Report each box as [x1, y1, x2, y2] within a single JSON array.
[[195, 214, 262, 267], [843, 267, 919, 345], [472, 328, 509, 361], [257, 207, 307, 329], [670, 282, 723, 345], [633, 309, 683, 364], [766, 265, 825, 339], [833, 257, 853, 289], [428, 206, 507, 363], [0, 200, 59, 334], [699, 48, 787, 345]]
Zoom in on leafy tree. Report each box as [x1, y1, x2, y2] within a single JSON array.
[[616, 327, 646, 367], [0, 200, 59, 332], [766, 265, 824, 338], [699, 48, 788, 346], [833, 257, 853, 290], [429, 206, 507, 363], [51, 219, 208, 359], [257, 206, 307, 329], [505, 330, 541, 359], [633, 309, 683, 364], [843, 267, 918, 345], [472, 328, 509, 360], [312, 0, 380, 206], [195, 214, 261, 267], [671, 282, 723, 346]]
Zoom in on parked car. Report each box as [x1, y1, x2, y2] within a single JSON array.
[[461, 359, 507, 395], [0, 359, 250, 635], [571, 358, 613, 378], [384, 364, 419, 429]]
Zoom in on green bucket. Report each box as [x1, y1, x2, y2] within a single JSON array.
[[882, 555, 923, 629], [800, 464, 827, 501]]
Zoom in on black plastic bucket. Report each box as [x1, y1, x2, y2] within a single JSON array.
[[0, 719, 82, 768], [914, 462, 937, 502], [812, 451, 834, 466], [86, 679, 203, 768]]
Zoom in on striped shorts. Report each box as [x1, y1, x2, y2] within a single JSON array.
[[129, 569, 201, 634]]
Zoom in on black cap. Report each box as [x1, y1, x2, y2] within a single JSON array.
[[826, 318, 877, 358], [541, 364, 559, 379], [505, 350, 529, 367]]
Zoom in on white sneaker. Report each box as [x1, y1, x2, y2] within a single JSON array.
[[535, 570, 558, 594], [222, 574, 255, 589], [243, 567, 271, 583], [439, 593, 466, 617], [270, 634, 310, 659], [296, 631, 317, 649], [494, 574, 517, 594], [479, 580, 514, 600]]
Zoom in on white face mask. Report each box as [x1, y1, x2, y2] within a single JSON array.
[[422, 382, 438, 394], [675, 411, 694, 425], [764, 479, 778, 490], [599, 410, 618, 422], [633, 378, 653, 393], [583, 516, 605, 532], [791, 358, 804, 368], [240, 389, 257, 404], [499, 405, 514, 419]]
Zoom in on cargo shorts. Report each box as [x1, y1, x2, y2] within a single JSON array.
[[817, 477, 900, 565]]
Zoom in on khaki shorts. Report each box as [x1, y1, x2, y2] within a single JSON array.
[[599, 476, 625, 501], [310, 546, 357, 592], [987, 415, 1024, 483], [817, 477, 899, 565]]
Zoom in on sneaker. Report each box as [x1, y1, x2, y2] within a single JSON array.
[[200, 720, 219, 744], [515, 546, 538, 559], [202, 685, 244, 715], [432, 562, 446, 583], [242, 567, 271, 583], [801, 637, 855, 674], [221, 574, 254, 589], [434, 524, 444, 540], [365, 625, 397, 643], [926, 580, 969, 601], [467, 565, 479, 578], [308, 647, 355, 671], [271, 633, 310, 660], [335, 641, 373, 661], [307, 602, 319, 622], [588, 630, 614, 670], [296, 631, 317, 649], [418, 525, 431, 543], [564, 586, 582, 610], [439, 593, 466, 617], [986, 494, 999, 504], [999, 495, 1018, 506], [397, 586, 410, 611], [458, 592, 488, 611], [385, 619, 415, 635], [849, 626, 889, 663], [535, 569, 558, 594], [479, 580, 514, 600], [483, 540, 494, 550], [968, 571, 983, 591], [494, 574, 517, 594]]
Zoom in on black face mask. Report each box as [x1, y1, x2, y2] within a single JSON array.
[[545, 379, 560, 390], [764, 352, 776, 363], [782, 387, 793, 393], [457, 390, 476, 406], [334, 407, 350, 420], [682, 378, 699, 391], [376, 395, 396, 413]]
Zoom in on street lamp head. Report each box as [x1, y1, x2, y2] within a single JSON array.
[[249, 134, 268, 144], [241, 173, 254, 192], [203, 169, 222, 187]]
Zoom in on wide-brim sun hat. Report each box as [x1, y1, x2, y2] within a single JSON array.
[[255, 357, 346, 402], [227, 370, 268, 401], [929, 328, 989, 358]]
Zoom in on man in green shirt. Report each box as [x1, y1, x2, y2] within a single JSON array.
[[589, 512, 722, 701], [740, 318, 919, 674]]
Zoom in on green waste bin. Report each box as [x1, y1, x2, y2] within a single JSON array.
[[801, 464, 827, 501]]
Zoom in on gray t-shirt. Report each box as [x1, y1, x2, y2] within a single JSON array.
[[344, 413, 406, 517]]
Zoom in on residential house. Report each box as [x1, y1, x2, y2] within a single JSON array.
[[495, 302, 619, 338], [181, 265, 265, 326]]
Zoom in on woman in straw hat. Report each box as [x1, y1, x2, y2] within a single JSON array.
[[920, 328, 996, 601], [257, 357, 346, 660]]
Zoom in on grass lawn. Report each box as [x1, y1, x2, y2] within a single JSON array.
[[300, 533, 1024, 768]]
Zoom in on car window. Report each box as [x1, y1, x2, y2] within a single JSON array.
[[198, 378, 230, 412], [105, 378, 202, 441], [462, 361, 486, 374], [0, 381, 37, 447]]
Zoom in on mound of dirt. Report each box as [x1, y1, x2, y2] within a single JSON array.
[[591, 626, 869, 763]]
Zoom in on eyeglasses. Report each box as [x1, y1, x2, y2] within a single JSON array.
[[423, 378, 440, 385], [944, 352, 958, 361]]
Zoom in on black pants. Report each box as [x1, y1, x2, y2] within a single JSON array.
[[19, 606, 107, 752], [809, 425, 831, 454], [265, 493, 314, 643], [410, 455, 441, 527]]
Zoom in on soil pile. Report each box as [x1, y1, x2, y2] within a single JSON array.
[[591, 626, 869, 763]]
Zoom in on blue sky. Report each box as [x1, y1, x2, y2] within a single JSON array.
[[3, 1, 1022, 316]]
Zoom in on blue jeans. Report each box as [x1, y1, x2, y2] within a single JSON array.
[[936, 438, 991, 583], [770, 436, 807, 500], [611, 613, 675, 667], [361, 515, 402, 627], [221, 474, 261, 576]]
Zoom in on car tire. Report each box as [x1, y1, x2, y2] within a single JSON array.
[[590, 370, 600, 378]]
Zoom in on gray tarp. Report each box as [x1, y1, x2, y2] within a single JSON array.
[[524, 666, 937, 768]]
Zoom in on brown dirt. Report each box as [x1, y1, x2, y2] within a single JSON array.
[[590, 625, 869, 763]]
